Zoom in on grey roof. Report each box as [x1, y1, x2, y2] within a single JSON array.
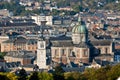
[[6, 62, 21, 68], [50, 35, 72, 41], [75, 42, 89, 48], [3, 37, 37, 45], [3, 39, 14, 43], [14, 37, 27, 43], [0, 22, 37, 27], [96, 54, 114, 57], [27, 39, 37, 45], [5, 50, 36, 58], [91, 40, 111, 46], [12, 19, 35, 22], [51, 41, 73, 47], [22, 64, 34, 68], [94, 59, 112, 66]]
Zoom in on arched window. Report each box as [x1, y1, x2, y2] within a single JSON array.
[[98, 48, 101, 54], [105, 48, 108, 54], [61, 49, 65, 56], [70, 51, 76, 57], [83, 49, 88, 57]]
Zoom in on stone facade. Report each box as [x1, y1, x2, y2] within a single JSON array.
[[1, 37, 37, 52]]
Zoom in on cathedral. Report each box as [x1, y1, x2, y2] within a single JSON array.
[[37, 16, 114, 69], [37, 16, 90, 68]]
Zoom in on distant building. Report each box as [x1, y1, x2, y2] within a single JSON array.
[[31, 14, 53, 26], [37, 36, 47, 69], [0, 59, 6, 72], [1, 36, 37, 52], [36, 15, 115, 69], [4, 50, 35, 65], [0, 35, 9, 51], [0, 9, 10, 17]]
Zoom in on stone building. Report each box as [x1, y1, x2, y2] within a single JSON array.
[[4, 50, 35, 65], [36, 16, 91, 68], [50, 16, 90, 65], [1, 36, 37, 52], [36, 16, 115, 68]]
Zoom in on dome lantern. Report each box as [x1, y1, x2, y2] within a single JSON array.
[[72, 16, 87, 34]]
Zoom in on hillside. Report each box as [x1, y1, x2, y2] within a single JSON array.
[[51, 0, 120, 11]]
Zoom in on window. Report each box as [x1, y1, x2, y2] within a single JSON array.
[[55, 49, 59, 56], [105, 48, 108, 54], [40, 42, 44, 48], [70, 51, 75, 57], [83, 49, 88, 57], [61, 49, 65, 56], [98, 48, 101, 54]]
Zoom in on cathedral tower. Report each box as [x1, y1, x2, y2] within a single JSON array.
[[37, 37, 47, 69]]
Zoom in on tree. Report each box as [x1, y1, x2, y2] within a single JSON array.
[[107, 64, 120, 80], [0, 73, 10, 80], [38, 72, 53, 80], [28, 72, 39, 80], [28, 72, 53, 80], [53, 65, 65, 80], [0, 52, 6, 59], [6, 73, 18, 80], [64, 72, 84, 80], [17, 68, 27, 80]]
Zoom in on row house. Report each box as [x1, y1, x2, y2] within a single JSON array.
[[1, 36, 37, 52]]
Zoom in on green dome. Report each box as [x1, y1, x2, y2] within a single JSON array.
[[72, 23, 87, 34]]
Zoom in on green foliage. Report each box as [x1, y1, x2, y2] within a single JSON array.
[[0, 1, 25, 16], [28, 72, 53, 80], [0, 52, 6, 59], [106, 64, 120, 80], [17, 68, 27, 80], [64, 72, 85, 80], [28, 72, 39, 80], [0, 72, 10, 80], [53, 65, 65, 80], [0, 64, 120, 80], [53, 65, 64, 75], [6, 73, 18, 80], [38, 72, 53, 80]]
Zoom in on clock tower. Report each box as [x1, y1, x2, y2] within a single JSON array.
[[37, 37, 47, 69]]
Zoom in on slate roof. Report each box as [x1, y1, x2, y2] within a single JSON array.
[[0, 22, 37, 27], [94, 59, 112, 66], [91, 40, 111, 46], [27, 39, 37, 45], [51, 41, 73, 47], [6, 62, 21, 68], [5, 50, 36, 58], [75, 42, 89, 48], [3, 39, 14, 43], [14, 36, 27, 43], [50, 35, 72, 41], [12, 19, 35, 22]]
